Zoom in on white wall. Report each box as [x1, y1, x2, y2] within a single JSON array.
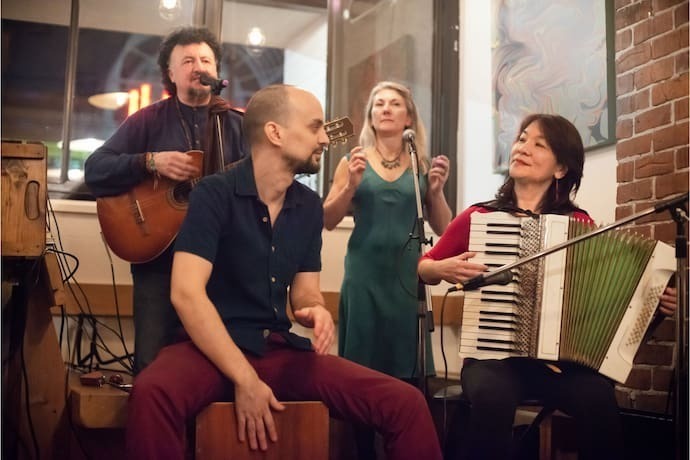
[[459, 0, 617, 223]]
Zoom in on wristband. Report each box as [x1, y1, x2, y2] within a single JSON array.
[[146, 152, 157, 173]]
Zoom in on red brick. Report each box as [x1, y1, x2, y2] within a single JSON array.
[[676, 146, 689, 168], [634, 56, 676, 89], [618, 42, 653, 73], [631, 209, 663, 225], [649, 317, 677, 341], [617, 28, 633, 52], [615, 204, 635, 220], [633, 10, 674, 44], [651, 72, 689, 105], [633, 392, 671, 413], [675, 2, 689, 25], [616, 0, 634, 9], [653, 120, 689, 149], [652, 367, 674, 391], [677, 50, 689, 72], [617, 178, 655, 203], [617, 118, 634, 139], [617, 0, 654, 29], [655, 220, 682, 242], [618, 94, 634, 115], [618, 73, 635, 95], [617, 133, 654, 158], [618, 159, 636, 181], [635, 104, 673, 132], [675, 96, 690, 119], [652, 26, 689, 58], [624, 367, 652, 389], [653, 0, 688, 11], [635, 87, 652, 111], [634, 342, 674, 364], [636, 149, 675, 176], [655, 170, 690, 197], [633, 199, 660, 211]]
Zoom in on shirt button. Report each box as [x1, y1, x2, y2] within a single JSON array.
[[271, 276, 276, 283], [262, 329, 270, 338], [262, 216, 268, 223], [273, 306, 278, 314], [271, 246, 275, 252]]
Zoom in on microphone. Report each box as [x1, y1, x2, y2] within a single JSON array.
[[198, 73, 229, 93], [447, 270, 514, 293], [403, 129, 416, 143]]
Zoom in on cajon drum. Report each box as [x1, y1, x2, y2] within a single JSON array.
[[195, 401, 329, 460]]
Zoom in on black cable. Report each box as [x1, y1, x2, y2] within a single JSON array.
[[18, 274, 41, 460], [45, 203, 134, 373]]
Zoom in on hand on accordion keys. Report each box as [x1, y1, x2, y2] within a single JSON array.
[[447, 270, 514, 292]]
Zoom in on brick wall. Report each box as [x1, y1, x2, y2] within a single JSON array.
[[615, 0, 689, 413]]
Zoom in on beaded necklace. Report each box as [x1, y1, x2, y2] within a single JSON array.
[[375, 147, 403, 169]]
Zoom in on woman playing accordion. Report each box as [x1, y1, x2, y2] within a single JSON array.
[[418, 113, 677, 460]]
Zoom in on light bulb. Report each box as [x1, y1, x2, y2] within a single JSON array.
[[159, 0, 181, 21], [246, 27, 266, 47]]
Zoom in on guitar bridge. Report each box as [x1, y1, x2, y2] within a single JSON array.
[[133, 199, 145, 224]]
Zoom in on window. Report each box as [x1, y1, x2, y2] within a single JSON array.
[[2, 0, 454, 204], [324, 0, 458, 210]]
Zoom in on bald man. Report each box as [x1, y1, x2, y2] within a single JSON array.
[[126, 85, 442, 460]]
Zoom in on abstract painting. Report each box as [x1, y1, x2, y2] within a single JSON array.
[[492, 0, 614, 173]]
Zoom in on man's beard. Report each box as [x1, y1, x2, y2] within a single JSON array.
[[185, 86, 211, 102], [290, 153, 322, 175]]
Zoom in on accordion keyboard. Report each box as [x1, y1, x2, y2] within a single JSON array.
[[460, 213, 526, 362]]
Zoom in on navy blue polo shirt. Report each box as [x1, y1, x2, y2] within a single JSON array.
[[174, 157, 322, 356]]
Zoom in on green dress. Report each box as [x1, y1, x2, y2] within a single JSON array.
[[338, 161, 435, 378]]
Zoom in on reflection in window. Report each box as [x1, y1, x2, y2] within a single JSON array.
[[2, 18, 287, 199]]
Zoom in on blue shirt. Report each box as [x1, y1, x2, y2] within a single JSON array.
[[174, 157, 323, 355]]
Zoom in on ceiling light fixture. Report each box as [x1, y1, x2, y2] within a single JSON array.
[[159, 0, 181, 21], [246, 27, 266, 47], [87, 92, 130, 110]]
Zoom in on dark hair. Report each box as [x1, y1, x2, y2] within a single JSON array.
[[494, 113, 585, 214], [157, 27, 222, 95]]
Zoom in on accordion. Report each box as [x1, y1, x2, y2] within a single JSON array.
[[459, 211, 675, 383]]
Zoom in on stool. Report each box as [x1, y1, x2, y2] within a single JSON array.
[[433, 385, 559, 460], [195, 401, 329, 460]]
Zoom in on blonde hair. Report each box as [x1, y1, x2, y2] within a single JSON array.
[[359, 81, 430, 173]]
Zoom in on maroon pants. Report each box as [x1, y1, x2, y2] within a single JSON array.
[[126, 335, 442, 460]]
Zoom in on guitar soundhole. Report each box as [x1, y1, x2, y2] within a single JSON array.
[[172, 184, 192, 206]]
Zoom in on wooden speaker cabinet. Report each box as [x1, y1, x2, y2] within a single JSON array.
[[1, 140, 47, 257]]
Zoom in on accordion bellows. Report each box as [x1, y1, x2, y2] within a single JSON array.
[[460, 211, 675, 383]]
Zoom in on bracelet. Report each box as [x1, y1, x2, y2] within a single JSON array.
[[146, 152, 157, 173]]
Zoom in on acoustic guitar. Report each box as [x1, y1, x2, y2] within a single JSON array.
[[96, 117, 354, 264]]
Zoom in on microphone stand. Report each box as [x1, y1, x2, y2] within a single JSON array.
[[669, 200, 688, 460], [456, 193, 688, 459], [407, 136, 435, 397]]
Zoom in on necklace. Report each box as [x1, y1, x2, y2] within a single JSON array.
[[174, 97, 196, 151], [375, 147, 403, 169]]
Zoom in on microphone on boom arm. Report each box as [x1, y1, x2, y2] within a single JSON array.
[[198, 73, 229, 93], [447, 270, 514, 293]]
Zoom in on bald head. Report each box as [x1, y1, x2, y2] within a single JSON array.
[[243, 84, 312, 147]]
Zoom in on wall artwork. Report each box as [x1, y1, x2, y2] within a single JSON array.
[[492, 0, 615, 173]]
